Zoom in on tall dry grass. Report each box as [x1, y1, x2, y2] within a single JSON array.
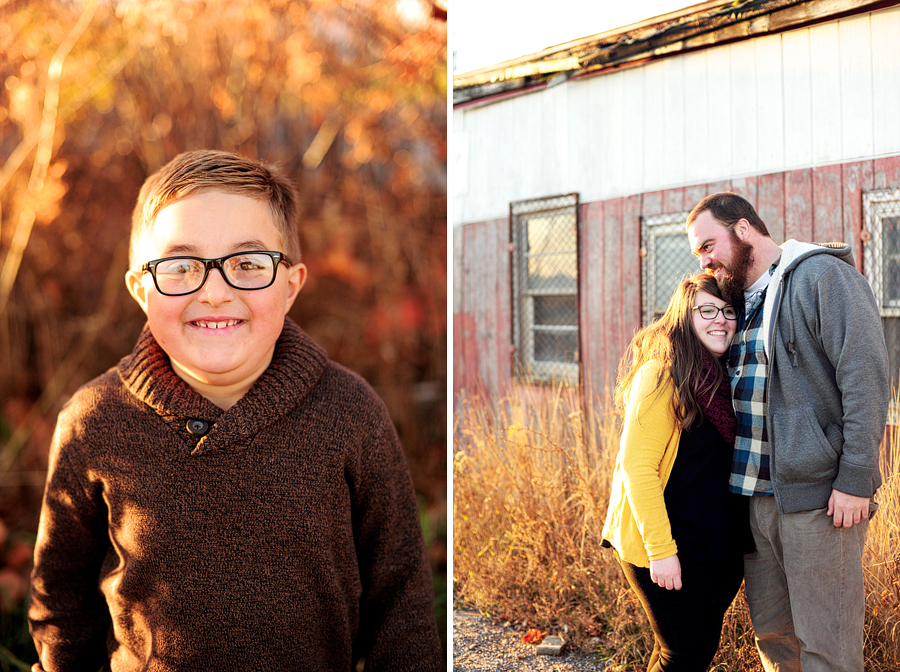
[[865, 415, 900, 670], [453, 386, 900, 671]]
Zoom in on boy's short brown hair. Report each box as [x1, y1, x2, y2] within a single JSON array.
[[130, 150, 301, 268]]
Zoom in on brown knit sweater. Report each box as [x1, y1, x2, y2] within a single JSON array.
[[28, 319, 441, 671]]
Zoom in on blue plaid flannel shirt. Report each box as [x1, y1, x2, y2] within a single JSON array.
[[727, 288, 774, 496]]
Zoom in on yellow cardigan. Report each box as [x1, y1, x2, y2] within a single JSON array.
[[601, 361, 681, 568]]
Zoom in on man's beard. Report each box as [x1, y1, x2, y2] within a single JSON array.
[[712, 231, 753, 310]]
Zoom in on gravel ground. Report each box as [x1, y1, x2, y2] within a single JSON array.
[[452, 610, 606, 671]]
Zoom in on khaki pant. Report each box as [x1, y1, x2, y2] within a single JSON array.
[[744, 496, 869, 672]]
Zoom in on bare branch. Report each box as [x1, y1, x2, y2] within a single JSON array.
[[0, 0, 100, 318]]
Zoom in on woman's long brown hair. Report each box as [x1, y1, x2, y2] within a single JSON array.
[[614, 273, 731, 429]]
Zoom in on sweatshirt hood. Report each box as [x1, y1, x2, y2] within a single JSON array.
[[760, 240, 855, 357], [778, 240, 855, 276]]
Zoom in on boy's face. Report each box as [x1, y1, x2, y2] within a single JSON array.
[[125, 190, 306, 402]]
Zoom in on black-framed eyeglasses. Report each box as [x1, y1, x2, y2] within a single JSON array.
[[693, 304, 738, 321], [141, 251, 292, 296]]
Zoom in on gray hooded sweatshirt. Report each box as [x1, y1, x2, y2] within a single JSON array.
[[759, 240, 889, 514]]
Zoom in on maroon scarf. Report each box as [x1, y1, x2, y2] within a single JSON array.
[[696, 347, 736, 445]]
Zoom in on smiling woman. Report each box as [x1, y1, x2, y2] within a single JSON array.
[[691, 293, 737, 357], [600, 272, 751, 672]]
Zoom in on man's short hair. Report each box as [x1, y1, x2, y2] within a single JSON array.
[[129, 150, 301, 268], [686, 192, 770, 238]]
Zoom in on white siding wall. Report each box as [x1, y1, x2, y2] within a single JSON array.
[[453, 6, 900, 226]]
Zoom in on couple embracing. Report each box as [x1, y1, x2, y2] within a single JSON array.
[[602, 193, 889, 672]]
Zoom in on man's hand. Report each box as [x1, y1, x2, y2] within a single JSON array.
[[827, 489, 870, 528], [649, 554, 682, 590]]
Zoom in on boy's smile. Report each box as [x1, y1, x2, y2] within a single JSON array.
[[126, 190, 306, 408]]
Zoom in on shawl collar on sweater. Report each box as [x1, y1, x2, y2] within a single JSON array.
[[117, 318, 328, 456]]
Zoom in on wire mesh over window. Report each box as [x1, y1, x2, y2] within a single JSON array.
[[641, 212, 700, 325], [511, 193, 579, 384], [863, 189, 900, 400]]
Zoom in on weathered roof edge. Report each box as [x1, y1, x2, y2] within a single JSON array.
[[453, 0, 900, 106]]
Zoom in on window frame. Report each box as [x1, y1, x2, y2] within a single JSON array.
[[863, 188, 900, 317], [641, 211, 694, 326], [862, 188, 900, 424], [510, 193, 580, 385]]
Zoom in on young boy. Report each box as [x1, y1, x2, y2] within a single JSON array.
[[28, 150, 442, 671]]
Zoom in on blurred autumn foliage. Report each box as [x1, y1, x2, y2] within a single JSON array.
[[0, 0, 447, 658]]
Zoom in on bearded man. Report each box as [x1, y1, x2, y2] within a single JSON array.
[[686, 192, 889, 672]]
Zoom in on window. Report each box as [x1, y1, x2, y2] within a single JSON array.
[[641, 212, 700, 324], [862, 189, 900, 402], [511, 194, 579, 384]]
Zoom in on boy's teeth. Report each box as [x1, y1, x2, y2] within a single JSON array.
[[195, 319, 239, 329]]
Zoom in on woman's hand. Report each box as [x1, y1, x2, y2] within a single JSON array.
[[649, 554, 682, 590]]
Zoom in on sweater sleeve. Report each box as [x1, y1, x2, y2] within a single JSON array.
[[813, 262, 889, 497], [349, 394, 442, 671], [619, 364, 679, 561], [29, 403, 111, 672]]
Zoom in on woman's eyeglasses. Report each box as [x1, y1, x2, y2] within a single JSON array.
[[692, 304, 737, 321]]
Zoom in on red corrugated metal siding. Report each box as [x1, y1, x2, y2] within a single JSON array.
[[579, 200, 605, 401], [453, 217, 512, 399], [454, 154, 900, 400]]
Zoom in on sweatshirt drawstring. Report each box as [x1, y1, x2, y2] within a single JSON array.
[[784, 273, 799, 367]]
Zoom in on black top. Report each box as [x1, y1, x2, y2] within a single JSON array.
[[664, 416, 754, 561]]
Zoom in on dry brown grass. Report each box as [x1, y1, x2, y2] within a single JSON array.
[[864, 415, 900, 671], [453, 385, 900, 671]]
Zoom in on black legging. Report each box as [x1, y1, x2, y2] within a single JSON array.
[[619, 555, 744, 672]]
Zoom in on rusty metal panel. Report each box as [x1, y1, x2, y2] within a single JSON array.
[[641, 190, 664, 218], [580, 201, 606, 398], [707, 180, 734, 196], [604, 198, 625, 392], [841, 160, 874, 269], [874, 155, 900, 190], [812, 165, 844, 243], [785, 168, 814, 242], [458, 221, 485, 394], [663, 187, 686, 215], [684, 184, 710, 213], [622, 194, 644, 366], [730, 176, 759, 210], [457, 218, 512, 398], [757, 172, 786, 244], [453, 226, 466, 399]]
